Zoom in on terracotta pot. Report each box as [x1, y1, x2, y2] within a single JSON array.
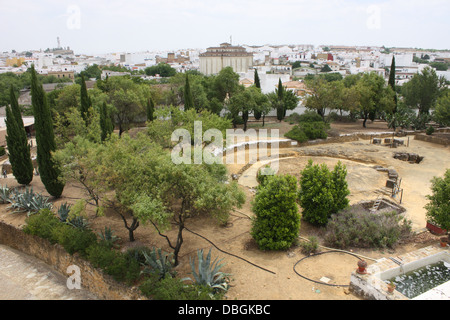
[[440, 237, 448, 247], [356, 260, 368, 274]]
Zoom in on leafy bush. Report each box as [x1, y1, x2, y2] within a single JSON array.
[[297, 110, 324, 123], [300, 236, 320, 255], [284, 125, 308, 143], [251, 174, 300, 250], [411, 113, 431, 130], [426, 126, 435, 135], [301, 121, 329, 140], [86, 243, 118, 269], [285, 121, 329, 142], [104, 252, 141, 283], [66, 200, 90, 230], [298, 160, 350, 226], [56, 225, 97, 257], [23, 208, 63, 244], [425, 170, 450, 231], [324, 205, 412, 249], [86, 243, 141, 283], [256, 165, 276, 187], [139, 275, 217, 300], [0, 146, 6, 157]]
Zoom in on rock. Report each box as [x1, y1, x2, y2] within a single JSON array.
[[386, 179, 396, 189], [388, 169, 398, 180]]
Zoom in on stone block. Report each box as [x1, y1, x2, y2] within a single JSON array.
[[386, 179, 396, 189]]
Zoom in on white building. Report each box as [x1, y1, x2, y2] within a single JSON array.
[[199, 43, 253, 76]]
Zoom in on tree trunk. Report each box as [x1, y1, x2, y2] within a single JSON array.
[[173, 220, 184, 266]]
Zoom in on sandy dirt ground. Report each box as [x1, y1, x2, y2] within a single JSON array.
[[0, 119, 448, 300]]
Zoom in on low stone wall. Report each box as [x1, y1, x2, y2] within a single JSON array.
[[414, 133, 450, 146], [0, 220, 146, 300]]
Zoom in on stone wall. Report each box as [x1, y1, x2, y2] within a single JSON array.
[[414, 133, 450, 146], [0, 220, 146, 300]]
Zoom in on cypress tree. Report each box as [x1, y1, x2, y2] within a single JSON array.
[[100, 101, 112, 142], [254, 69, 261, 89], [5, 86, 33, 185], [276, 78, 285, 121], [253, 69, 262, 120], [388, 56, 398, 113], [30, 65, 65, 197], [184, 73, 194, 111], [146, 97, 155, 122], [80, 74, 90, 123]]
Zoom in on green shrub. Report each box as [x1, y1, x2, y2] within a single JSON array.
[[298, 160, 349, 226], [23, 208, 62, 244], [285, 121, 329, 142], [425, 170, 450, 231], [256, 165, 276, 187], [57, 226, 97, 257], [300, 236, 320, 255], [86, 244, 141, 284], [139, 275, 217, 300], [324, 205, 412, 249], [0, 146, 6, 157], [297, 110, 324, 123], [86, 243, 118, 269], [285, 125, 308, 143], [301, 121, 329, 140], [104, 252, 141, 283], [426, 126, 435, 135], [251, 174, 300, 250]]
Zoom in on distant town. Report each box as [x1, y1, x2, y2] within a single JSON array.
[[2, 39, 450, 94]]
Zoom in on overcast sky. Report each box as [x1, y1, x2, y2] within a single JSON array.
[[1, 0, 449, 54]]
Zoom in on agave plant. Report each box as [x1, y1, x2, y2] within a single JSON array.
[[188, 248, 231, 293], [57, 202, 72, 222], [66, 215, 90, 230], [98, 226, 120, 248], [141, 247, 175, 280], [0, 185, 10, 204], [7, 187, 53, 216]]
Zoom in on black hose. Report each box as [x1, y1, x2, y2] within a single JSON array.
[[184, 226, 276, 275], [293, 250, 363, 287]]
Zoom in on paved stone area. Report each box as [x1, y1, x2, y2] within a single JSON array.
[[0, 245, 97, 300]]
